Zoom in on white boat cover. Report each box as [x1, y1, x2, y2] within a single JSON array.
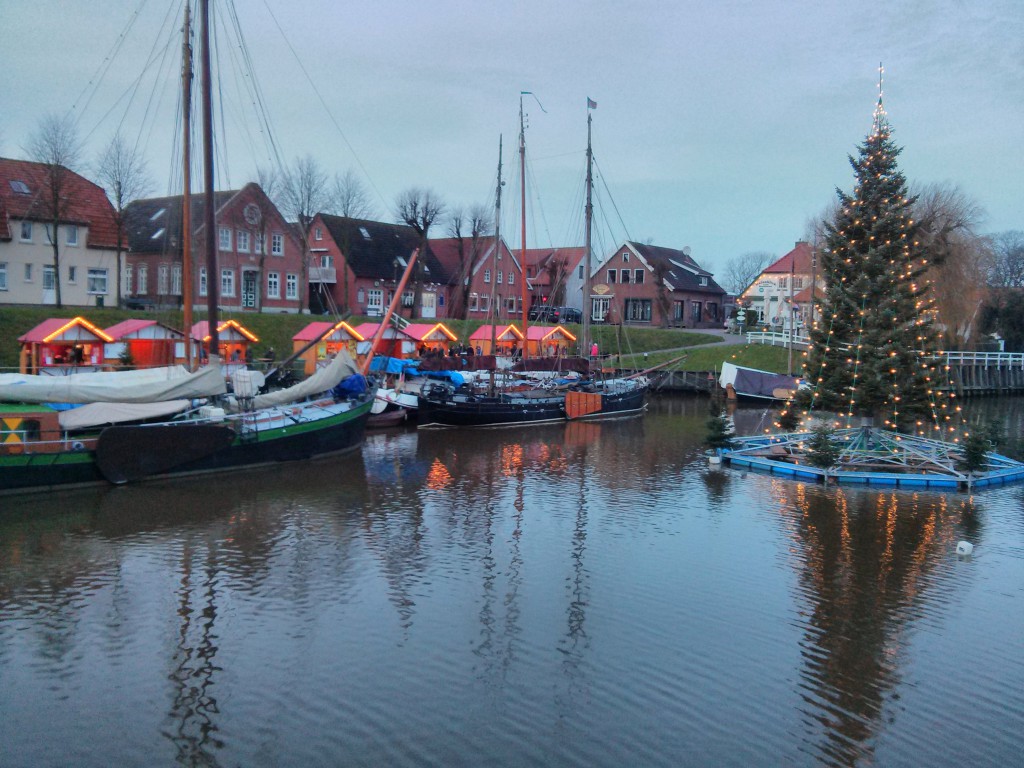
[[0, 359, 227, 404], [58, 400, 193, 430], [248, 349, 359, 409]]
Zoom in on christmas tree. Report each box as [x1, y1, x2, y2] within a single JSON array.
[[801, 68, 941, 432]]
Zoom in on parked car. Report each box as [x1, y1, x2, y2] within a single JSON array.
[[528, 304, 553, 321]]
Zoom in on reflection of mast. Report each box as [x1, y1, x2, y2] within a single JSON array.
[[563, 444, 589, 657]]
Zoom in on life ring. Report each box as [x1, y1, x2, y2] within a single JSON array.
[[771, 316, 782, 325], [71, 440, 86, 452]]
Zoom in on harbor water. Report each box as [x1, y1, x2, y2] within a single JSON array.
[[1, 396, 1023, 767]]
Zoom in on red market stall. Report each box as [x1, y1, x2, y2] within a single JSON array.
[[469, 324, 525, 357], [525, 325, 577, 358], [352, 323, 417, 364], [404, 322, 458, 357], [292, 320, 364, 376], [18, 317, 113, 375], [103, 319, 183, 368], [191, 320, 259, 364]]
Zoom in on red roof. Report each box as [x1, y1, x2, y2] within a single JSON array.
[[469, 324, 524, 341], [104, 319, 183, 340], [292, 320, 363, 342], [525, 325, 577, 342], [521, 247, 586, 288], [403, 323, 457, 342], [352, 323, 414, 341], [763, 241, 814, 274], [191, 320, 259, 342], [0, 157, 120, 248], [18, 317, 113, 344]]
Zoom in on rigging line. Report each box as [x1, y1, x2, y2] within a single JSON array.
[[258, 0, 388, 209], [219, 10, 264, 170], [70, 0, 157, 118], [211, 2, 233, 190], [593, 157, 632, 243]]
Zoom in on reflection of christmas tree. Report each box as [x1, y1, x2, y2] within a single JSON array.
[[802, 68, 941, 433]]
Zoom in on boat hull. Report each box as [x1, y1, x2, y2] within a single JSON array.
[[417, 390, 566, 428], [566, 384, 648, 420]]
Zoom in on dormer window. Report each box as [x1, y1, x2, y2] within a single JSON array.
[[151, 228, 165, 240], [622, 251, 630, 262], [150, 207, 166, 221], [699, 276, 708, 286], [8, 180, 30, 195], [360, 227, 371, 240]]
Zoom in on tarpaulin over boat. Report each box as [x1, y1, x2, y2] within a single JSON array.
[[719, 361, 799, 400], [247, 349, 359, 409], [57, 400, 193, 430], [0, 359, 227, 404]]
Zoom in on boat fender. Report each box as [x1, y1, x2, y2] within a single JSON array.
[[71, 440, 86, 452]]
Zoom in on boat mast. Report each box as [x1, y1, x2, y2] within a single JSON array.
[[489, 135, 502, 357], [519, 93, 529, 359], [583, 100, 594, 361], [181, 3, 194, 368], [199, 0, 218, 358]]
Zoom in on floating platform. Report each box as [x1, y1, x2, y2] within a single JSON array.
[[721, 426, 1024, 491]]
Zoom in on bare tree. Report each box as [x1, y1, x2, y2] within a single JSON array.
[[278, 155, 331, 312], [96, 133, 152, 307], [988, 230, 1024, 288], [396, 188, 445, 317], [721, 251, 775, 295], [27, 114, 84, 308], [255, 165, 280, 202], [912, 182, 990, 346], [331, 169, 376, 220], [448, 204, 491, 319]]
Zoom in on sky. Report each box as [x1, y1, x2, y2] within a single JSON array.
[[2, 0, 1022, 279]]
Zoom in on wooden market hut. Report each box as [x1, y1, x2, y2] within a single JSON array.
[[291, 320, 364, 376], [103, 319, 184, 369], [191, 319, 259, 364], [403, 323, 458, 357], [351, 322, 418, 364], [469, 324, 525, 357], [17, 317, 113, 374], [525, 325, 577, 358]]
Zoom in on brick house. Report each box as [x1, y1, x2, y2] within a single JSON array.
[[0, 157, 120, 307], [429, 236, 520, 322], [123, 182, 304, 313], [521, 247, 587, 311], [590, 242, 727, 328], [307, 214, 456, 319]]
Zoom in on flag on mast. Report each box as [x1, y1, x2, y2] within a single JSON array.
[[587, 97, 597, 110]]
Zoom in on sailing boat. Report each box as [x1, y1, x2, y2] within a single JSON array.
[[0, 1, 373, 492]]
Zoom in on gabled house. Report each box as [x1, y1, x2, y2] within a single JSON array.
[[17, 316, 113, 373], [308, 214, 452, 319], [521, 247, 587, 311], [590, 242, 727, 328], [739, 241, 817, 330], [103, 318, 184, 368], [429, 236, 520, 322], [123, 182, 304, 313], [0, 157, 121, 307]]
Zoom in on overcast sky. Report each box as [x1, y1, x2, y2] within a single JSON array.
[[3, 0, 1022, 276]]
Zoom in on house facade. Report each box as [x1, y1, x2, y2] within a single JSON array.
[[0, 157, 121, 307], [308, 214, 455, 320], [739, 241, 817, 330], [522, 247, 587, 311], [124, 182, 304, 313], [590, 242, 727, 328], [429, 236, 521, 323]]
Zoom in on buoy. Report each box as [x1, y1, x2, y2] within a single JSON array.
[[956, 541, 974, 558], [708, 455, 722, 466]]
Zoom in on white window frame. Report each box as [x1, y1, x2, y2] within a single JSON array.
[[172, 265, 182, 295], [66, 225, 78, 246], [484, 269, 491, 283], [43, 265, 56, 291], [271, 232, 284, 256], [24, 263, 33, 282], [496, 270, 503, 284], [219, 227, 232, 251], [124, 264, 133, 295], [0, 262, 7, 291], [314, 226, 323, 241], [254, 233, 265, 255], [622, 250, 630, 262], [138, 265, 148, 294], [67, 265, 77, 284], [508, 271, 515, 286], [198, 267, 206, 297], [699, 276, 708, 287], [267, 271, 280, 299], [236, 230, 250, 253], [87, 268, 109, 295], [221, 268, 236, 297], [19, 221, 32, 242], [285, 273, 299, 300], [158, 264, 169, 295], [607, 269, 617, 284], [634, 268, 644, 284]]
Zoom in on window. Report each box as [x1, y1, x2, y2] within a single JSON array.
[[285, 273, 299, 300], [45, 224, 55, 244], [237, 230, 250, 253], [66, 225, 78, 246], [506, 296, 517, 313], [792, 276, 804, 289], [198, 267, 206, 297], [43, 265, 56, 291], [139, 265, 149, 294], [320, 254, 333, 268], [402, 290, 414, 308], [673, 301, 685, 322], [0, 262, 6, 290], [24, 263, 33, 281], [496, 270, 503, 284], [508, 271, 515, 286], [150, 207, 166, 221], [469, 294, 479, 312], [484, 269, 491, 283], [607, 269, 617, 283], [124, 265, 133, 295], [360, 226, 371, 240], [158, 264, 169, 295], [267, 272, 280, 299], [779, 276, 788, 289], [622, 250, 630, 262], [219, 227, 231, 251], [172, 265, 182, 295], [221, 269, 235, 297], [699, 276, 708, 287], [68, 265, 77, 283], [357, 288, 365, 304], [479, 295, 489, 312], [706, 302, 719, 321], [314, 227, 323, 241], [9, 180, 30, 195], [691, 301, 703, 323], [621, 270, 630, 284], [255, 233, 265, 255], [438, 294, 444, 307], [634, 269, 644, 284], [271, 232, 284, 256], [20, 221, 32, 241], [625, 299, 652, 322], [87, 268, 108, 294], [578, 264, 584, 279]]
